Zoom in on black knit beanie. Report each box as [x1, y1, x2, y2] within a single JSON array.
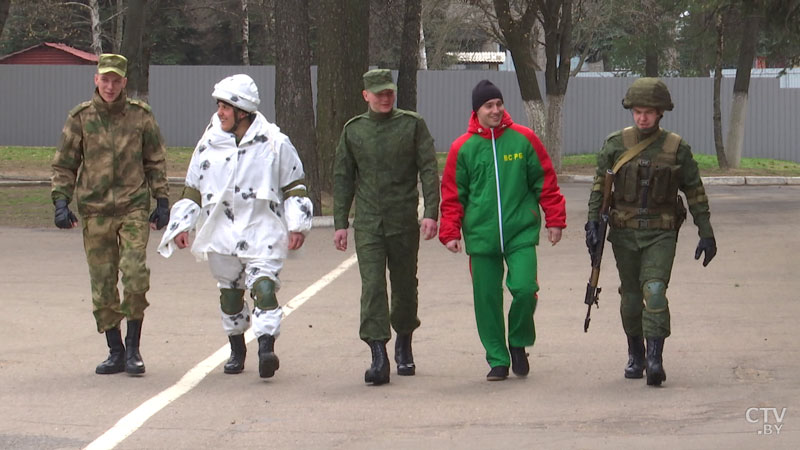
[[472, 79, 503, 111]]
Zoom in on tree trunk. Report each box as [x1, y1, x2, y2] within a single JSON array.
[[241, 0, 250, 65], [418, 19, 427, 70], [0, 0, 10, 39], [397, 0, 421, 111], [493, 0, 546, 137], [316, 0, 369, 194], [120, 0, 150, 101], [275, 0, 321, 214], [89, 0, 103, 55], [545, 93, 564, 171], [113, 0, 124, 53], [540, 0, 573, 173], [644, 39, 659, 77], [726, 1, 759, 168], [713, 11, 728, 169]]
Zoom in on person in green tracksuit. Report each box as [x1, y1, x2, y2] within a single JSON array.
[[333, 69, 440, 386], [439, 80, 566, 381], [585, 78, 717, 387]]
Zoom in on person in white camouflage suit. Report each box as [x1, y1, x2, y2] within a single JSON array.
[[158, 74, 313, 379]]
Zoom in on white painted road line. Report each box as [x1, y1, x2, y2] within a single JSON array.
[[84, 253, 359, 450]]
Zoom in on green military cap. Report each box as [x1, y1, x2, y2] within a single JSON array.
[[97, 53, 128, 77], [363, 69, 396, 93]]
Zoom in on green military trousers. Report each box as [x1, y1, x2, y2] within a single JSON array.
[[82, 209, 151, 333], [610, 232, 676, 338], [469, 245, 539, 368], [354, 227, 421, 342]]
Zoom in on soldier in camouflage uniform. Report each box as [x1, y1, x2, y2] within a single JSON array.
[[333, 69, 440, 386], [51, 54, 170, 376], [585, 78, 717, 386]]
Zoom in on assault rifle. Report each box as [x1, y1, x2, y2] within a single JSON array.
[[584, 169, 614, 332]]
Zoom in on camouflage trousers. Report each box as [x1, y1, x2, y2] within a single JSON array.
[[354, 227, 421, 342], [82, 209, 151, 333], [611, 234, 676, 338]]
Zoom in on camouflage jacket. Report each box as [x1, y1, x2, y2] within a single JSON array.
[[333, 108, 440, 235], [51, 89, 169, 217]]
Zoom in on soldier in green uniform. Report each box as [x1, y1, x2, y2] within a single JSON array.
[[51, 54, 170, 376], [333, 69, 440, 386], [585, 78, 717, 386]]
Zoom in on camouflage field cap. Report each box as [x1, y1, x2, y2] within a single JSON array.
[[97, 53, 128, 77], [363, 69, 396, 93], [622, 77, 673, 111]]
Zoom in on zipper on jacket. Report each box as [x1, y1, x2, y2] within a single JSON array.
[[490, 128, 505, 254]]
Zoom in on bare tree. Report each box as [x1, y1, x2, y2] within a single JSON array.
[[0, 0, 10, 40], [316, 0, 369, 194], [64, 0, 103, 55], [113, 0, 124, 52], [275, 0, 321, 213], [712, 7, 729, 169], [397, 0, 422, 111], [120, 0, 150, 100], [418, 18, 427, 70], [725, 0, 760, 168], [241, 0, 250, 64]]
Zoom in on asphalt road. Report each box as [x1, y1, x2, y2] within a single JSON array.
[[1, 182, 798, 449]]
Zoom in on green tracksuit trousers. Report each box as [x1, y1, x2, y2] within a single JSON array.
[[469, 245, 539, 368]]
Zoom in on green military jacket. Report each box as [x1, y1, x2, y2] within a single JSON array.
[[52, 89, 169, 218], [333, 108, 440, 235], [587, 128, 714, 248]]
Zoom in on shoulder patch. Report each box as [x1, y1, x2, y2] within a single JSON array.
[[128, 98, 152, 112], [396, 109, 422, 120], [604, 129, 623, 143], [68, 101, 92, 117], [343, 113, 367, 128]]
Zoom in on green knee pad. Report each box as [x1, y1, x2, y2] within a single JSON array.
[[220, 288, 245, 315], [251, 277, 279, 310], [643, 280, 668, 313]]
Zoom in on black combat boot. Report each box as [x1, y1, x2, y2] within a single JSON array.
[[394, 333, 415, 376], [509, 346, 529, 376], [624, 335, 645, 379], [364, 340, 390, 385], [257, 334, 279, 378], [96, 327, 126, 374], [124, 319, 146, 375], [645, 337, 666, 386], [224, 334, 247, 374]]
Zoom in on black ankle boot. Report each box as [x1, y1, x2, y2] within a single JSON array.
[[364, 340, 390, 385], [645, 337, 666, 386], [224, 334, 247, 374], [624, 335, 645, 379], [124, 319, 145, 375], [257, 334, 279, 378], [509, 346, 529, 376], [96, 327, 126, 374], [394, 333, 415, 376]]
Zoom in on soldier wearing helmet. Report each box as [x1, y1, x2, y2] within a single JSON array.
[[585, 77, 717, 387], [157, 74, 313, 379]]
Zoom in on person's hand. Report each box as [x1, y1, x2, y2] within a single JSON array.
[[149, 198, 170, 230], [334, 229, 348, 251], [288, 232, 305, 250], [694, 237, 717, 267], [420, 218, 438, 240], [547, 227, 563, 246], [585, 221, 600, 251], [174, 231, 190, 249], [54, 199, 78, 229], [445, 239, 462, 253]]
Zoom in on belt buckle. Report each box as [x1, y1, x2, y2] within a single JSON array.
[[637, 218, 649, 228]]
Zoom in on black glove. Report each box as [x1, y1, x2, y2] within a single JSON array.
[[149, 198, 170, 230], [585, 221, 600, 255], [694, 237, 717, 267], [54, 199, 77, 229]]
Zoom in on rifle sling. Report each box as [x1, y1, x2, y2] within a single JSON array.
[[611, 129, 662, 174]]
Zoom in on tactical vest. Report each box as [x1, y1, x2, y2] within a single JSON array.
[[609, 127, 687, 230]]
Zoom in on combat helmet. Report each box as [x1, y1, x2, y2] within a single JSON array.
[[212, 74, 260, 112], [622, 78, 674, 111]]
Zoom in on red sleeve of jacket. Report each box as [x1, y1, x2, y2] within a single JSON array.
[[438, 133, 470, 245], [513, 124, 567, 229]]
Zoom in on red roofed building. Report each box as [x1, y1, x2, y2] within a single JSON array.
[[0, 42, 98, 65]]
